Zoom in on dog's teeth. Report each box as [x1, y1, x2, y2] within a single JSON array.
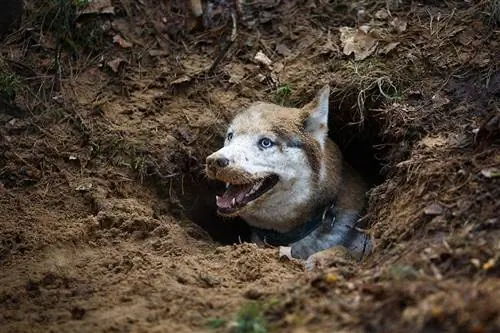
[[225, 183, 229, 189], [232, 198, 236, 206]]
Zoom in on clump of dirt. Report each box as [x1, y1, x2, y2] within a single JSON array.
[[1, 1, 499, 332]]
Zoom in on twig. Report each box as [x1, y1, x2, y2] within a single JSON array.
[[206, 12, 238, 75]]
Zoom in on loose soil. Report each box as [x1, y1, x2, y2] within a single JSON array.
[[1, 1, 499, 332]]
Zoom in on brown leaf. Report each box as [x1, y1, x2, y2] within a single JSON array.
[[189, 0, 203, 17], [480, 167, 500, 178], [339, 26, 378, 61], [106, 58, 126, 73], [424, 203, 444, 216], [390, 17, 407, 33], [254, 50, 272, 67], [475, 113, 500, 143], [112, 34, 132, 48], [276, 43, 292, 57], [380, 42, 400, 55], [79, 0, 114, 15]]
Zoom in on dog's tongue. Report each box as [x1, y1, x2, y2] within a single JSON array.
[[216, 184, 252, 208]]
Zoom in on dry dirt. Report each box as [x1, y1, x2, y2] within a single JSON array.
[[1, 1, 499, 332]]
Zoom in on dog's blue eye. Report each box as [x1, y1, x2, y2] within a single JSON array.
[[227, 132, 233, 141], [259, 138, 274, 149]]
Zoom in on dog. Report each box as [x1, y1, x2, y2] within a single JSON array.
[[205, 85, 372, 268]]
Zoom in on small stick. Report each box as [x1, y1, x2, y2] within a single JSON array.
[[207, 11, 238, 75]]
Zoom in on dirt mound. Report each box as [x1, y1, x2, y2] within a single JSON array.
[[1, 0, 499, 332]]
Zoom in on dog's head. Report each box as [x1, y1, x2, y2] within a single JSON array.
[[206, 85, 332, 224]]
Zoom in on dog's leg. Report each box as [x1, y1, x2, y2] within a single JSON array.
[[250, 231, 266, 247], [304, 245, 352, 270]]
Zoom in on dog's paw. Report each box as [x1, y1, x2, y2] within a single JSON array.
[[304, 246, 351, 271], [278, 246, 293, 260]]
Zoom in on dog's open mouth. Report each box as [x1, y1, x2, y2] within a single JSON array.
[[216, 174, 279, 215]]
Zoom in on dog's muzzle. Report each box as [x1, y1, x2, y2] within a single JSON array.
[[206, 155, 230, 174]]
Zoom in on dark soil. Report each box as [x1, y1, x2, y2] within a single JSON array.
[[1, 1, 499, 332]]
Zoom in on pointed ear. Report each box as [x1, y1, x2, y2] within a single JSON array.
[[303, 85, 330, 147]]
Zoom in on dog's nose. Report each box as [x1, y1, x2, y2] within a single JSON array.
[[207, 156, 230, 170], [215, 157, 229, 168]]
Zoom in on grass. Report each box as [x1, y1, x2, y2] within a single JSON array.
[[229, 303, 268, 333], [206, 317, 226, 329], [207, 303, 269, 333], [489, 0, 500, 25], [273, 84, 293, 106], [0, 61, 20, 103], [26, 0, 106, 56]]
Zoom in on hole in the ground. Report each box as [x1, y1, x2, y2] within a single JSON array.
[[181, 96, 385, 245]]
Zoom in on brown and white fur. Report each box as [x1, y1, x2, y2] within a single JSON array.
[[206, 85, 372, 268]]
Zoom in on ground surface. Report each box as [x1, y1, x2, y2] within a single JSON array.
[[0, 1, 499, 332]]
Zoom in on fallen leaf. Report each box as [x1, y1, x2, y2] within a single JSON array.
[[254, 50, 272, 67], [276, 43, 292, 57], [380, 41, 400, 55], [480, 167, 500, 178], [170, 75, 192, 85], [324, 273, 339, 283], [390, 17, 407, 33], [112, 34, 132, 48], [418, 135, 448, 149], [483, 258, 495, 270], [475, 113, 500, 143], [424, 203, 444, 216], [470, 258, 481, 268], [339, 26, 378, 61], [106, 58, 126, 73], [79, 0, 115, 15], [272, 62, 284, 73], [431, 92, 450, 108], [76, 183, 93, 192], [375, 8, 390, 20], [189, 0, 203, 17], [148, 50, 169, 57]]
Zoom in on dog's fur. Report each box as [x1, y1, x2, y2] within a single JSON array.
[[206, 86, 372, 264]]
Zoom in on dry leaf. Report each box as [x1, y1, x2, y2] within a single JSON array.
[[148, 50, 169, 57], [480, 167, 500, 178], [339, 27, 378, 61], [106, 58, 126, 72], [276, 43, 292, 57], [189, 0, 203, 17], [475, 113, 500, 143], [254, 50, 272, 66], [79, 0, 115, 15], [375, 8, 390, 20], [380, 41, 400, 55], [390, 17, 407, 33], [483, 259, 495, 270], [424, 203, 444, 216], [76, 183, 93, 192], [112, 34, 132, 48], [170, 75, 192, 85]]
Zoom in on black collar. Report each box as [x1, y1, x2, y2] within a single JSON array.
[[251, 202, 336, 246]]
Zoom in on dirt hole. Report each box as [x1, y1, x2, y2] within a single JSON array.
[[180, 96, 385, 245]]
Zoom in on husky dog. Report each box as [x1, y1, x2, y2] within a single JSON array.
[[206, 85, 372, 268]]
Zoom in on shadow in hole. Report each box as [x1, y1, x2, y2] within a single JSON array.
[[181, 177, 251, 245]]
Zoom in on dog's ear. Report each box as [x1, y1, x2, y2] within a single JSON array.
[[303, 85, 330, 147]]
